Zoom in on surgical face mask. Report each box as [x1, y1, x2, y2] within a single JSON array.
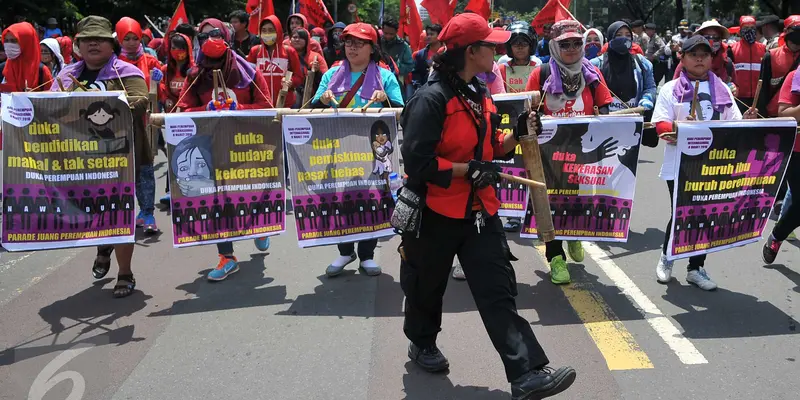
[[333, 32, 342, 42], [312, 36, 321, 43], [609, 37, 632, 55], [3, 43, 21, 60], [261, 33, 277, 46], [584, 42, 601, 59]]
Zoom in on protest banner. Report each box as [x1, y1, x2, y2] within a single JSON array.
[[283, 112, 399, 248], [0, 92, 136, 251], [163, 110, 285, 248], [521, 116, 643, 242], [492, 93, 530, 217], [666, 119, 797, 260]]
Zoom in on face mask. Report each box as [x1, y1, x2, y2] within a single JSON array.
[[741, 28, 757, 44], [3, 43, 21, 60], [585, 42, 601, 59], [312, 36, 321, 43], [609, 37, 632, 55], [333, 32, 341, 42], [787, 31, 800, 46], [261, 33, 277, 46], [171, 49, 188, 61], [709, 40, 721, 53]]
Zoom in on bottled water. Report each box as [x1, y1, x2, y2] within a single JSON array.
[[389, 172, 403, 203]]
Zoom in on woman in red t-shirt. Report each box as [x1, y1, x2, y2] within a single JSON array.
[[524, 20, 613, 285], [764, 66, 800, 263], [289, 28, 328, 107]]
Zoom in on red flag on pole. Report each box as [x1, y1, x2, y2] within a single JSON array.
[[531, 0, 572, 35], [246, 0, 275, 35], [465, 0, 491, 20], [400, 0, 424, 51], [421, 0, 457, 25], [298, 0, 335, 28], [166, 0, 189, 33]]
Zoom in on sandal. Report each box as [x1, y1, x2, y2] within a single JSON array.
[[92, 246, 114, 279], [113, 274, 136, 298]]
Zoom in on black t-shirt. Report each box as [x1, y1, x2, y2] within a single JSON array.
[[77, 67, 104, 91], [233, 34, 260, 59]]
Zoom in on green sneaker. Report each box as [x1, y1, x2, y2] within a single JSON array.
[[550, 256, 571, 285], [567, 241, 584, 262], [788, 232, 798, 242]]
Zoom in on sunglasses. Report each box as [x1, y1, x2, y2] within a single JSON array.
[[198, 28, 223, 42], [558, 40, 583, 50]]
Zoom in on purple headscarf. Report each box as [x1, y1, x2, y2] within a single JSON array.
[[542, 58, 601, 95], [327, 60, 383, 102], [672, 69, 732, 113], [51, 54, 144, 91]]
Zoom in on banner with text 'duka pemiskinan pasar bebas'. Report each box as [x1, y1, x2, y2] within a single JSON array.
[[283, 112, 399, 248]]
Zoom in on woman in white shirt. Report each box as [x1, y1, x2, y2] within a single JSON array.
[[651, 35, 755, 291]]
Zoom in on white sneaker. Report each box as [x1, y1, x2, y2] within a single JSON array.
[[359, 259, 382, 276], [452, 263, 466, 280], [656, 254, 674, 283], [326, 253, 357, 277], [686, 268, 717, 291]]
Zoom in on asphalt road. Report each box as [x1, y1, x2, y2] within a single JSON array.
[[1, 145, 799, 400]]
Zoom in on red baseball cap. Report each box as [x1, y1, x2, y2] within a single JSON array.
[[740, 16, 756, 26], [438, 13, 511, 49], [550, 20, 584, 42], [785, 15, 800, 29], [342, 23, 378, 44]]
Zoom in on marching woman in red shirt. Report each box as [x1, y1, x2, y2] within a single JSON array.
[[400, 13, 576, 398], [525, 20, 614, 285], [177, 37, 273, 281], [247, 16, 304, 107]]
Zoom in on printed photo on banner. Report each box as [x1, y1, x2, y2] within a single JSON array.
[[283, 112, 399, 248], [163, 110, 285, 248], [667, 119, 797, 260], [492, 93, 531, 217], [521, 115, 643, 242], [0, 92, 136, 251]]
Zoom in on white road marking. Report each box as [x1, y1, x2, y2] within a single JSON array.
[[583, 242, 709, 365]]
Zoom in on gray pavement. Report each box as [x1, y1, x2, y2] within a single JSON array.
[[2, 146, 800, 400]]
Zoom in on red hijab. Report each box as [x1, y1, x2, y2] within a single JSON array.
[[57, 36, 73, 64], [1, 22, 42, 91]]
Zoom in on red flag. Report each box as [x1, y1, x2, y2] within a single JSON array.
[[167, 0, 189, 33], [246, 0, 275, 34], [422, 0, 457, 25], [298, 0, 334, 28], [531, 0, 573, 35], [465, 0, 491, 20], [400, 0, 424, 51]]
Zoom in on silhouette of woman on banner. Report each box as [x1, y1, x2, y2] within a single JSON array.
[[579, 120, 640, 200]]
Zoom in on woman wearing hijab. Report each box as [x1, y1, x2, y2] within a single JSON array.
[[51, 16, 150, 298], [653, 35, 755, 290], [40, 38, 65, 77], [313, 22, 404, 277], [176, 37, 273, 281], [247, 16, 304, 107], [583, 28, 604, 60], [290, 27, 328, 107], [1, 22, 53, 92], [524, 20, 614, 285], [116, 16, 163, 235], [400, 13, 576, 397], [57, 36, 73, 64], [590, 21, 657, 113]]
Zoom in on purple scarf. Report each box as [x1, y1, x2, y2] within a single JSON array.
[[792, 65, 800, 95], [542, 58, 601, 95], [52, 54, 144, 91], [672, 69, 732, 114], [477, 71, 497, 84], [327, 60, 382, 102]]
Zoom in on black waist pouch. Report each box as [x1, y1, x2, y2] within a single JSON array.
[[390, 186, 425, 237]]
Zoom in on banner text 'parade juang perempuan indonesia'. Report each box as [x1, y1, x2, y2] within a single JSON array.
[[492, 93, 530, 218], [521, 116, 643, 242], [283, 113, 399, 248], [1, 92, 136, 251], [163, 110, 286, 248], [667, 119, 797, 260]]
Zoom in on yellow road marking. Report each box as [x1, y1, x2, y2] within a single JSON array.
[[535, 244, 654, 370]]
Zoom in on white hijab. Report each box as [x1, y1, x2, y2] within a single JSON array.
[[40, 38, 65, 71]]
